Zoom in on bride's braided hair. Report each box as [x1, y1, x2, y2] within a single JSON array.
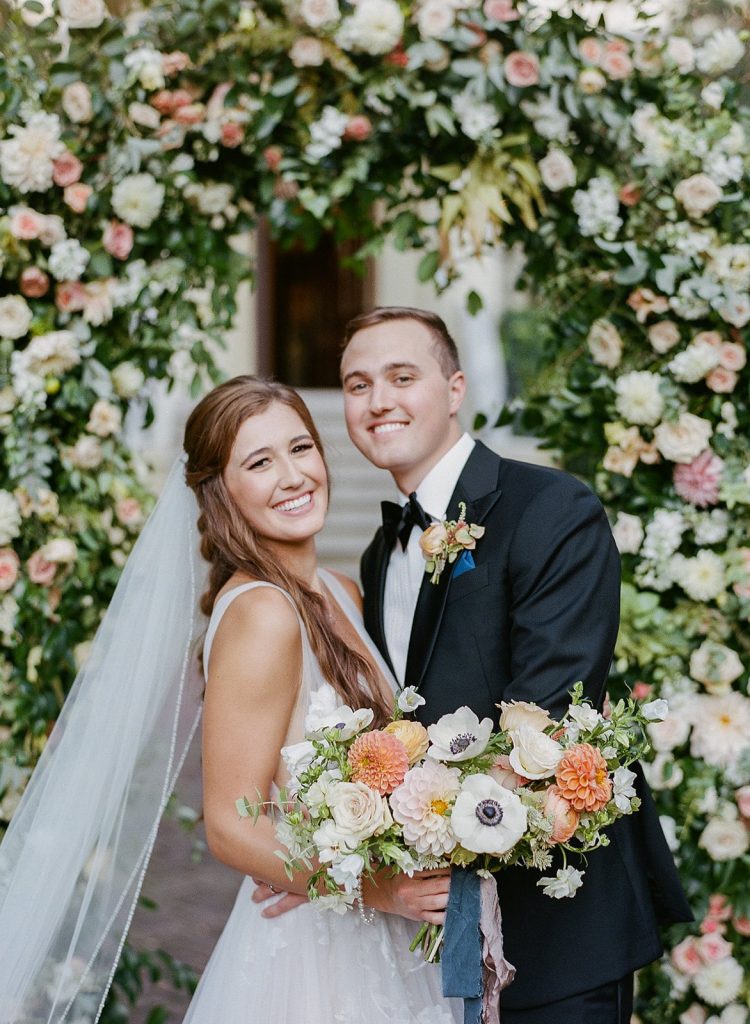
[[183, 375, 389, 723]]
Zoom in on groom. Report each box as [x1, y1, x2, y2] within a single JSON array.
[[339, 306, 692, 1023]]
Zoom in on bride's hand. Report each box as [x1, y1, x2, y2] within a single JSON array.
[[361, 868, 451, 924], [251, 879, 308, 918]]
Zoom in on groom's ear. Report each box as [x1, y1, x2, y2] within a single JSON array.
[[448, 371, 466, 416]]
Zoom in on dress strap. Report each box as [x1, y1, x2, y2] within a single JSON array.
[[203, 581, 301, 680]]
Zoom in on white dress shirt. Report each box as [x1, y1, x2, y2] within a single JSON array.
[[383, 432, 475, 684]]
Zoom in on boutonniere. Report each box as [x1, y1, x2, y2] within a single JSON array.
[[419, 502, 485, 585]]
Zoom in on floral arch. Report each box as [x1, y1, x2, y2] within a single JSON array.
[[1, 0, 749, 1019]]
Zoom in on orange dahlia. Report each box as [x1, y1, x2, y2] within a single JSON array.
[[348, 730, 409, 795], [555, 743, 612, 812]]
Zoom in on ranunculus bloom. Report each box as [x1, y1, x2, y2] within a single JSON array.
[[9, 206, 46, 240], [706, 367, 738, 393], [220, 121, 244, 148], [20, 267, 50, 298], [542, 784, 579, 843], [27, 550, 57, 586], [673, 449, 724, 507], [488, 753, 529, 790], [52, 152, 83, 187], [115, 497, 143, 526], [555, 743, 612, 812], [671, 936, 703, 975], [263, 146, 283, 172], [103, 220, 134, 260], [419, 522, 449, 558], [0, 549, 20, 592], [56, 281, 88, 313], [348, 729, 409, 794], [383, 719, 429, 765], [505, 51, 540, 87], [63, 183, 93, 213], [619, 182, 641, 207], [483, 0, 519, 21], [344, 115, 372, 142]]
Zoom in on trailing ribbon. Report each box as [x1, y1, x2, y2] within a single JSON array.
[[442, 869, 515, 1024]]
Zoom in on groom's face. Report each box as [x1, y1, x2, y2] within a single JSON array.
[[341, 318, 465, 492]]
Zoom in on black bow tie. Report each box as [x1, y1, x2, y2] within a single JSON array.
[[381, 492, 432, 551]]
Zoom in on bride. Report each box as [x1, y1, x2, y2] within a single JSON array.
[[0, 375, 461, 1023]]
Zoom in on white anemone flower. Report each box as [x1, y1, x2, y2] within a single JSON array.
[[537, 866, 584, 899], [427, 707, 493, 761], [451, 774, 527, 855], [397, 686, 426, 714]]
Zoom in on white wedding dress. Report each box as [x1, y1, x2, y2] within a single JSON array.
[[182, 569, 461, 1024]]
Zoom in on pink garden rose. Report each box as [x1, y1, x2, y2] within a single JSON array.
[[63, 183, 93, 213], [483, 0, 519, 21], [115, 497, 143, 527], [736, 785, 750, 819], [162, 50, 191, 75], [504, 51, 540, 87], [718, 341, 746, 371], [705, 367, 738, 393], [56, 281, 88, 313], [733, 914, 750, 936], [20, 267, 50, 298], [0, 549, 20, 592], [220, 121, 244, 148], [9, 206, 46, 240], [52, 152, 83, 188], [344, 115, 372, 142], [671, 936, 703, 975], [696, 932, 733, 962], [673, 449, 724, 507], [542, 785, 579, 843], [627, 287, 670, 322], [103, 220, 134, 260], [263, 146, 283, 172], [601, 48, 633, 79], [488, 753, 529, 790], [174, 103, 205, 125], [579, 36, 603, 64], [632, 681, 652, 699], [27, 550, 57, 586]]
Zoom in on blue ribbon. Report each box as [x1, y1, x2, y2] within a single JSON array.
[[441, 868, 483, 1024]]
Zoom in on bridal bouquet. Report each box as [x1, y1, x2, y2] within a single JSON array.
[[238, 683, 666, 956]]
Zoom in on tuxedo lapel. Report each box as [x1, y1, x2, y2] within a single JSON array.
[[364, 529, 397, 678], [403, 442, 502, 688]]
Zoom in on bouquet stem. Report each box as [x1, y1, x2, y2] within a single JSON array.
[[409, 922, 445, 963]]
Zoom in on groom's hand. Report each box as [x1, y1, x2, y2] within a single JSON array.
[[362, 868, 451, 924], [251, 879, 308, 918]]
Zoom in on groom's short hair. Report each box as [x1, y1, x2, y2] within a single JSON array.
[[342, 306, 461, 379]]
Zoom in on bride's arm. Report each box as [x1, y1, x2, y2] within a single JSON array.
[[202, 587, 314, 896]]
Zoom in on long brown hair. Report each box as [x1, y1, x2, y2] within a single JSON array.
[[184, 375, 388, 722]]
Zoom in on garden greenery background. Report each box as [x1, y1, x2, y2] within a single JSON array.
[[0, 0, 749, 1020]]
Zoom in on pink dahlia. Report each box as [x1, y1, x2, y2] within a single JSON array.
[[347, 730, 409, 795], [389, 760, 461, 856], [673, 449, 724, 508]]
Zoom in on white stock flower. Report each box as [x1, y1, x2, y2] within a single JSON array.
[[698, 818, 749, 862], [337, 0, 404, 55], [642, 509, 686, 562], [508, 724, 563, 779], [451, 774, 527, 854], [536, 866, 584, 899], [587, 319, 623, 369], [304, 768, 343, 816], [328, 852, 365, 893], [312, 817, 359, 861], [668, 341, 721, 383], [690, 692, 750, 771], [389, 759, 461, 857], [397, 686, 426, 714], [0, 492, 22, 546], [300, 0, 340, 28], [572, 177, 622, 239], [693, 509, 729, 546], [566, 703, 604, 735], [59, 0, 106, 27], [0, 295, 33, 340], [693, 957, 744, 1007], [702, 82, 725, 111], [613, 767, 637, 812], [614, 371, 664, 426], [0, 112, 65, 193], [48, 239, 90, 281], [305, 106, 349, 160], [654, 413, 712, 464], [111, 173, 165, 228], [642, 698, 669, 722], [612, 512, 644, 554], [328, 781, 392, 842], [427, 707, 493, 761], [671, 550, 725, 602], [538, 149, 576, 192], [281, 740, 316, 780], [696, 28, 744, 75]]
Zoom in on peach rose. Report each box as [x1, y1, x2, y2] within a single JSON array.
[[383, 719, 429, 765], [220, 121, 244, 148], [0, 549, 20, 592], [674, 173, 722, 219], [52, 152, 83, 187], [504, 51, 540, 87], [619, 182, 641, 207], [27, 550, 57, 586], [499, 700, 553, 733], [63, 183, 93, 213], [706, 367, 738, 393], [542, 785, 579, 843], [488, 753, 529, 790], [627, 288, 670, 323], [56, 281, 88, 313], [692, 330, 723, 348], [419, 522, 449, 557], [20, 267, 50, 298], [670, 936, 703, 975], [344, 115, 372, 142], [718, 341, 746, 371], [103, 220, 134, 260], [9, 206, 45, 240]]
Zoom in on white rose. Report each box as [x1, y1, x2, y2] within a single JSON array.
[[300, 0, 339, 28], [647, 714, 691, 752], [111, 173, 165, 229], [615, 371, 664, 426], [0, 295, 33, 341], [508, 724, 563, 780], [59, 0, 106, 28], [538, 148, 576, 192], [699, 818, 748, 862], [41, 538, 78, 564], [416, 0, 455, 40], [668, 340, 721, 383], [111, 362, 145, 399], [62, 82, 94, 124], [337, 0, 404, 56], [587, 319, 623, 369], [648, 321, 681, 354], [328, 781, 392, 842], [697, 27, 744, 76], [654, 412, 712, 463], [612, 512, 644, 554], [67, 435, 104, 469], [674, 174, 722, 219], [86, 399, 122, 438]]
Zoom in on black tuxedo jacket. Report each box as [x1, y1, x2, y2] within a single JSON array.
[[361, 442, 692, 1010]]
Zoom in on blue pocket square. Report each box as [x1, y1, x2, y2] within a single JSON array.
[[452, 549, 475, 579]]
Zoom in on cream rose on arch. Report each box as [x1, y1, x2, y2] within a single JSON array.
[[59, 0, 106, 28], [538, 148, 576, 192]]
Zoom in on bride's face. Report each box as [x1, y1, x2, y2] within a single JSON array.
[[224, 402, 328, 545]]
